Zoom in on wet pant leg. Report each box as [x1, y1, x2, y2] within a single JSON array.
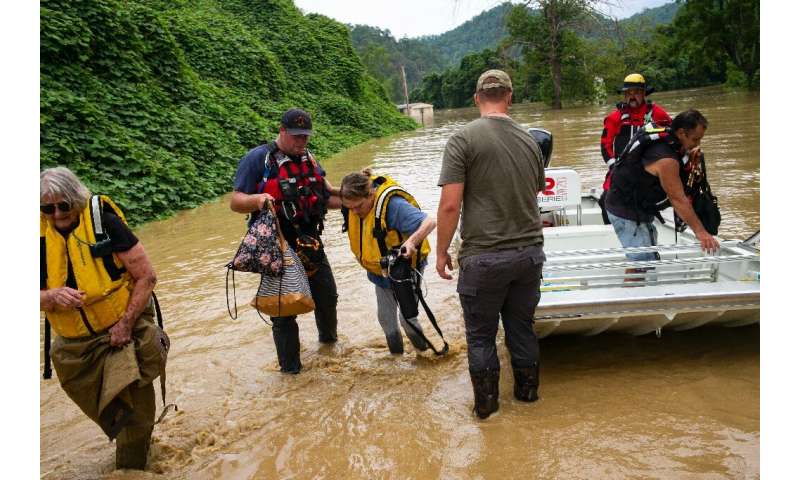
[[399, 315, 428, 352], [115, 381, 155, 470], [607, 212, 659, 261], [500, 260, 543, 370], [309, 251, 338, 343], [459, 246, 545, 374], [375, 284, 404, 353], [271, 316, 301, 373], [375, 282, 428, 352], [458, 255, 507, 374], [400, 269, 429, 351]]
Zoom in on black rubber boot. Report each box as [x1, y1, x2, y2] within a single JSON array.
[[470, 369, 499, 419], [513, 363, 540, 402]]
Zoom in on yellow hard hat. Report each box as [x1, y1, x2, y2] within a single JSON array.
[[619, 73, 654, 95]]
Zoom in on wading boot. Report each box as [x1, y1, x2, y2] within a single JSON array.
[[470, 369, 499, 419], [513, 363, 540, 402]]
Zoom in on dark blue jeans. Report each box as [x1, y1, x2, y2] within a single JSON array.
[[271, 251, 338, 373], [457, 245, 545, 374]]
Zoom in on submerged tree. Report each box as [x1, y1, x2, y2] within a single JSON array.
[[507, 0, 611, 108]]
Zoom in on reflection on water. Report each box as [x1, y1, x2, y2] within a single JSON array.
[[40, 86, 758, 479]]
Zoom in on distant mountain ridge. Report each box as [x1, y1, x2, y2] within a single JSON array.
[[348, 1, 679, 102], [417, 2, 514, 66]]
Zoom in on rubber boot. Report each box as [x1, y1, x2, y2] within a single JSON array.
[[469, 369, 499, 419], [513, 363, 540, 402]]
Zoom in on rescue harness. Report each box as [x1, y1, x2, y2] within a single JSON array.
[[605, 101, 655, 169], [258, 142, 327, 238], [610, 124, 692, 223]]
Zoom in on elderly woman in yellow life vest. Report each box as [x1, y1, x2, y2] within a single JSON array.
[[340, 169, 437, 354], [39, 166, 169, 471]]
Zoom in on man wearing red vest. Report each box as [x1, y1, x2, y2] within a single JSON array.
[[231, 108, 341, 374], [599, 73, 671, 223]]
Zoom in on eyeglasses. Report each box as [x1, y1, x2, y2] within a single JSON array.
[[40, 202, 72, 214]]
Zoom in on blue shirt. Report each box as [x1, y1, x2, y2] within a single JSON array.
[[367, 195, 428, 289], [232, 144, 329, 243]]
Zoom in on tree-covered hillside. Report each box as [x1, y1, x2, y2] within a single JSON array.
[[580, 1, 681, 40], [349, 25, 448, 103], [349, 1, 680, 104], [409, 0, 759, 110], [418, 3, 515, 66], [40, 0, 416, 224]]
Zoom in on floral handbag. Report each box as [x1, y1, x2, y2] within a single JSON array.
[[228, 207, 284, 275], [226, 206, 284, 319]]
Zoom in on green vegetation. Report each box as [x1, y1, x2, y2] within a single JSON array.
[[40, 0, 417, 225], [349, 25, 448, 104], [348, 3, 514, 103], [410, 50, 516, 109], [660, 0, 759, 89], [410, 0, 758, 109]]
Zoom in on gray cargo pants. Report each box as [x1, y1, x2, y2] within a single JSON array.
[[457, 245, 545, 373], [375, 283, 428, 353]]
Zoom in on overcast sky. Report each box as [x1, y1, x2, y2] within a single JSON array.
[[294, 0, 675, 38]]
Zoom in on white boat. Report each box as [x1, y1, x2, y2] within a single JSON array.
[[533, 167, 760, 338]]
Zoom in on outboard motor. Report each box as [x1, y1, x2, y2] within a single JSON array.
[[528, 128, 553, 168]]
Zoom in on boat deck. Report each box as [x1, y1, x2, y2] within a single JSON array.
[[533, 191, 759, 337]]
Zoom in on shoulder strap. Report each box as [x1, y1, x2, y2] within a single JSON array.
[[398, 274, 449, 356], [43, 317, 52, 379], [89, 195, 105, 238], [88, 195, 126, 280], [41, 231, 52, 380], [341, 207, 349, 233], [262, 142, 279, 180], [372, 185, 408, 256], [40, 233, 47, 288], [644, 102, 654, 124], [305, 149, 318, 169]]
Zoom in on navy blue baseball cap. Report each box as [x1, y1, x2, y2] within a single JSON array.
[[281, 108, 313, 136]]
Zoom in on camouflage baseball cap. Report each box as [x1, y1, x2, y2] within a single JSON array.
[[475, 69, 513, 93]]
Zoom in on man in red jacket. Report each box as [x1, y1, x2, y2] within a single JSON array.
[[599, 73, 671, 223]]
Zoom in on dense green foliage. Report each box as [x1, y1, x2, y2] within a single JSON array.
[[411, 0, 758, 109], [410, 50, 515, 109], [41, 0, 416, 224], [660, 0, 759, 89], [508, 0, 603, 108]]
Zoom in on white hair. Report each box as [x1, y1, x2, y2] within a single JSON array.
[[40, 166, 91, 210]]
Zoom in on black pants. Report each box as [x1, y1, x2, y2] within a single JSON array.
[[271, 250, 338, 372], [457, 245, 545, 374]]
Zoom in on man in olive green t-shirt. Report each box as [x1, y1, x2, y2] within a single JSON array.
[[437, 69, 546, 419]]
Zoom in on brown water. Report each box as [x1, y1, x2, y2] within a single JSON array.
[[40, 86, 760, 479]]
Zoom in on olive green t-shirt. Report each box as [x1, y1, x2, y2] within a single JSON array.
[[438, 116, 545, 260]]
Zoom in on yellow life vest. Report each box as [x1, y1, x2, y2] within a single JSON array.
[[346, 176, 431, 276], [41, 195, 132, 338]]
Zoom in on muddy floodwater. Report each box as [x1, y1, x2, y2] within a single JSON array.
[[40, 86, 760, 479]]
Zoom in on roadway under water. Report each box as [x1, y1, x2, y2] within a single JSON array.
[[40, 86, 760, 479]]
